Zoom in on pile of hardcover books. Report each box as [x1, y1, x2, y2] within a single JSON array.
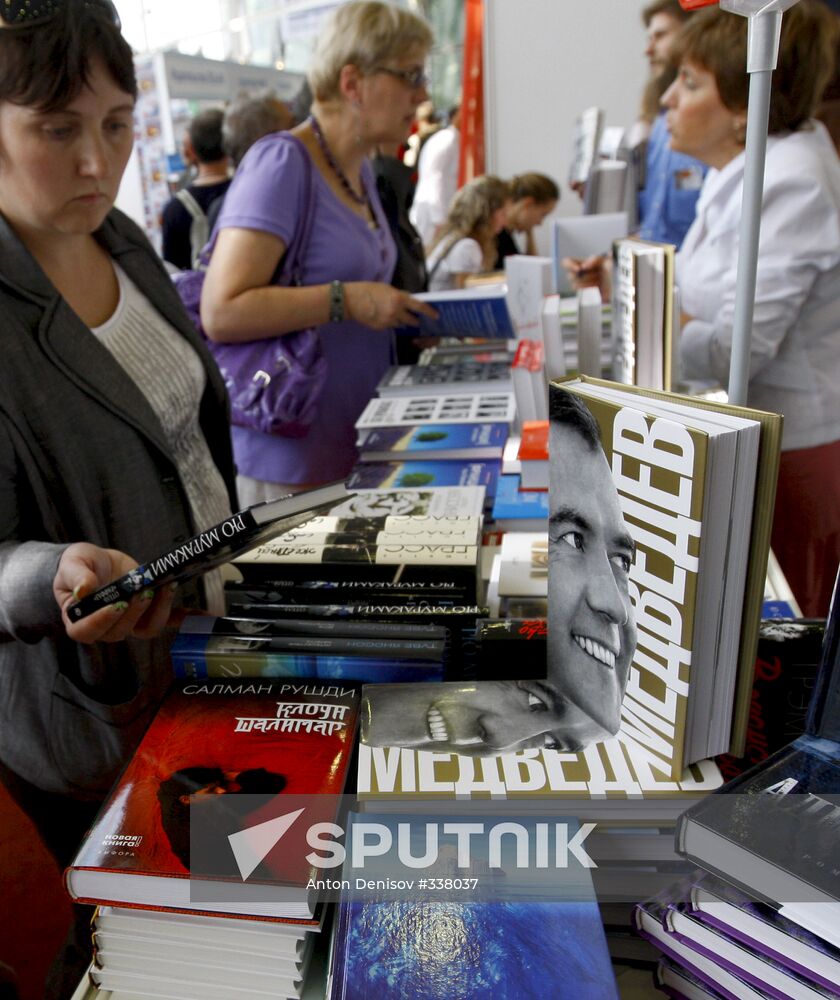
[[65, 683, 362, 998], [231, 485, 488, 610], [349, 350, 516, 501], [635, 572, 840, 998]]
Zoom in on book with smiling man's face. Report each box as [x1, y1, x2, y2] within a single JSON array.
[[548, 377, 780, 780]]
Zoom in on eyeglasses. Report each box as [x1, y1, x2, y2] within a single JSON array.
[[373, 66, 429, 90], [0, 0, 119, 28]]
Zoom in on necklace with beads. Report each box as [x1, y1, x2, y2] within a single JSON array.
[[308, 114, 377, 229]]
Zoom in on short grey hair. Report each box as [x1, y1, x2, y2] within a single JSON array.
[[308, 1, 433, 103]]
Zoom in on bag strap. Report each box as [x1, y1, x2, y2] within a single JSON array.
[[271, 133, 318, 289], [174, 188, 205, 221]]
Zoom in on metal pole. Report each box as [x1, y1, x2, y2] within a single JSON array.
[[720, 2, 794, 404]]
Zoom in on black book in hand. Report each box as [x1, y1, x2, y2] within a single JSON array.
[[67, 480, 355, 622]]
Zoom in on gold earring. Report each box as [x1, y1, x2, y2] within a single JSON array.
[[734, 119, 747, 145]]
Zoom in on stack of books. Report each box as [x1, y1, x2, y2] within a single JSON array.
[[635, 571, 840, 998], [486, 530, 548, 619], [349, 335, 531, 503], [65, 682, 361, 998], [611, 236, 677, 392], [489, 472, 549, 532], [232, 486, 487, 606], [170, 615, 452, 683], [511, 339, 548, 424], [541, 289, 612, 380]]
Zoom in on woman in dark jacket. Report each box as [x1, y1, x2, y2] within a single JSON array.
[[0, 3, 236, 993]]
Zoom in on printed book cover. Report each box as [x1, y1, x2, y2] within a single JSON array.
[[356, 423, 508, 462], [677, 574, 840, 908], [314, 486, 487, 520], [376, 360, 513, 396], [549, 377, 776, 779], [356, 682, 723, 823], [676, 734, 840, 908], [328, 820, 618, 999], [235, 540, 480, 571], [490, 474, 549, 526], [67, 480, 353, 621], [225, 576, 479, 607], [355, 392, 516, 430], [517, 420, 549, 490], [170, 631, 447, 683], [346, 459, 501, 496], [65, 682, 360, 920], [564, 375, 782, 758], [232, 541, 482, 604], [403, 284, 516, 339], [476, 617, 547, 680], [272, 515, 483, 547], [636, 902, 773, 1000]]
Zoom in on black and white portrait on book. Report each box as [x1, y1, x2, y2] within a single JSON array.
[[362, 387, 638, 758], [546, 385, 637, 747]]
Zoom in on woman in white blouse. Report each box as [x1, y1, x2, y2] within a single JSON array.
[[425, 175, 510, 291], [663, 2, 840, 616], [567, 2, 840, 616]]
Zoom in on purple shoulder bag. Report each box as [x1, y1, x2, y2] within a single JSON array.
[[174, 133, 327, 438]]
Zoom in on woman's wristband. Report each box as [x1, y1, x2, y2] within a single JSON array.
[[329, 280, 345, 323]]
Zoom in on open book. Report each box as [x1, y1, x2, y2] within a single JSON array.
[[67, 480, 354, 621]]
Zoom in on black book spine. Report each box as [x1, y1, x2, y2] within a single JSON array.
[[67, 509, 259, 621]]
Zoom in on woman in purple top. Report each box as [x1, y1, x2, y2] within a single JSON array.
[[201, 1, 437, 502]]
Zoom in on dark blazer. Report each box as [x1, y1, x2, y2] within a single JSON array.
[[0, 209, 236, 798]]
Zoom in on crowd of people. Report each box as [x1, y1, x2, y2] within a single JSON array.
[[1, 0, 840, 995]]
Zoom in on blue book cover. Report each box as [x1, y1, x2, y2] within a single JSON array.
[[329, 813, 618, 1000], [359, 423, 509, 461], [761, 599, 799, 619], [399, 286, 515, 339], [329, 900, 618, 1000], [347, 460, 500, 496], [170, 634, 445, 682], [491, 474, 550, 523]]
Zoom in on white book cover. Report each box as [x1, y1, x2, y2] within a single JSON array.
[[355, 392, 516, 429], [577, 286, 604, 377], [504, 254, 555, 337], [310, 488, 486, 520], [497, 531, 548, 597], [541, 294, 566, 381]]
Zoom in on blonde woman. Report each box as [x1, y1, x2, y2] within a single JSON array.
[[201, 1, 436, 504], [425, 175, 510, 291]]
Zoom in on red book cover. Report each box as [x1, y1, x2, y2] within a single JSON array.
[[517, 420, 549, 461], [65, 682, 359, 921]]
